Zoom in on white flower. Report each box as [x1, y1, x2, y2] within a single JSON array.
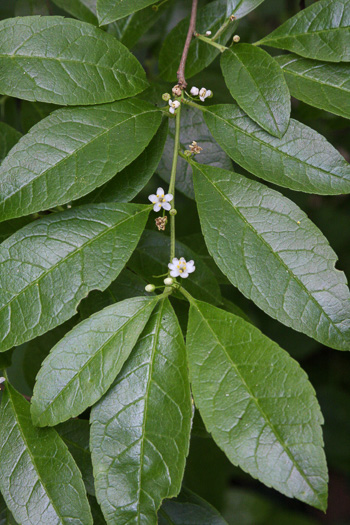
[[169, 99, 180, 114], [0, 377, 5, 384], [205, 30, 212, 36], [168, 257, 195, 279], [148, 187, 173, 212], [199, 87, 212, 102], [190, 86, 199, 96]]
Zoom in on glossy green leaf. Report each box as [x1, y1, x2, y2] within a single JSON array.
[[0, 382, 93, 524], [226, 0, 266, 18], [129, 230, 222, 306], [80, 269, 152, 319], [90, 298, 192, 525], [192, 163, 350, 351], [221, 45, 290, 137], [57, 419, 95, 496], [159, 0, 235, 82], [0, 16, 148, 105], [157, 106, 232, 199], [82, 119, 168, 204], [203, 103, 350, 195], [257, 0, 350, 63], [0, 203, 150, 352], [0, 100, 161, 221], [96, 0, 155, 25], [14, 0, 49, 15], [159, 488, 228, 525], [31, 296, 158, 426], [187, 300, 328, 510], [276, 54, 350, 120], [51, 0, 98, 25], [0, 123, 21, 162]]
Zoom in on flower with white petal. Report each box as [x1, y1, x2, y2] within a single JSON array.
[[168, 257, 196, 279], [0, 377, 5, 384], [199, 87, 212, 102], [148, 187, 173, 212], [169, 99, 180, 114], [205, 30, 212, 36], [190, 86, 199, 96]]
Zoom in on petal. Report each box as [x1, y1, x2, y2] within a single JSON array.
[[168, 100, 173, 106], [153, 203, 161, 212], [190, 87, 199, 95], [170, 269, 180, 277], [162, 202, 171, 211], [171, 258, 179, 265], [169, 107, 175, 114], [148, 194, 157, 202], [181, 272, 189, 278], [165, 194, 173, 202], [206, 90, 212, 97], [199, 96, 205, 102], [187, 265, 196, 273], [157, 187, 164, 196]]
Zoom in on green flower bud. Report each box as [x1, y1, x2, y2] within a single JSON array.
[[164, 277, 174, 286], [162, 93, 171, 101], [169, 208, 177, 216], [145, 284, 156, 292]]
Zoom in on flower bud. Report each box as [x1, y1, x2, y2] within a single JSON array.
[[169, 208, 177, 216], [162, 93, 171, 101], [233, 35, 240, 43], [164, 277, 174, 286], [172, 84, 182, 97], [145, 284, 156, 292]]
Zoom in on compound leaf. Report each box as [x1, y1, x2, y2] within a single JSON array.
[[0, 100, 161, 221], [31, 296, 158, 426], [203, 103, 350, 195], [187, 300, 328, 510], [0, 203, 150, 352], [0, 16, 148, 105], [90, 299, 192, 525], [192, 163, 350, 351], [257, 0, 350, 63], [0, 382, 93, 524]]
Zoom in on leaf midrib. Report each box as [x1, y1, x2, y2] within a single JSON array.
[[281, 61, 350, 92], [192, 302, 324, 508], [0, 108, 160, 210], [35, 298, 157, 423], [195, 165, 345, 341], [0, 207, 149, 320], [205, 107, 349, 183], [262, 24, 350, 45]]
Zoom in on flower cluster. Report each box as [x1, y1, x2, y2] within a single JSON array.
[[168, 257, 196, 279], [190, 86, 212, 102], [169, 99, 180, 114], [148, 188, 173, 212]]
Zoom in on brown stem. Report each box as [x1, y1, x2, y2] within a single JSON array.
[[177, 0, 199, 89]]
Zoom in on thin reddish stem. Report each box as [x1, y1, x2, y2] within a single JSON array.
[[177, 0, 199, 89]]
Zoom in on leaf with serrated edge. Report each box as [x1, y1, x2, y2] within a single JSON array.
[[221, 45, 290, 137], [157, 106, 232, 199], [31, 296, 159, 426], [0, 123, 21, 163], [90, 299, 192, 525], [0, 203, 150, 352], [257, 0, 350, 63], [192, 163, 350, 351], [159, 487, 228, 525], [187, 300, 328, 510], [276, 54, 350, 120], [203, 103, 350, 195], [159, 0, 235, 82], [0, 100, 161, 221], [0, 382, 93, 525], [97, 0, 156, 25], [0, 16, 148, 105]]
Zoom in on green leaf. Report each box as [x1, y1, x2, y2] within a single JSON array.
[[14, 0, 49, 15], [90, 298, 192, 525], [0, 217, 34, 244], [0, 382, 93, 524], [51, 0, 99, 25], [203, 103, 350, 195], [31, 296, 158, 426], [276, 54, 350, 121], [186, 299, 328, 510], [57, 419, 95, 496], [129, 230, 222, 306], [0, 494, 18, 525], [157, 106, 232, 199], [0, 16, 148, 105], [192, 163, 350, 351], [221, 45, 290, 137], [226, 0, 266, 18], [0, 100, 161, 221], [88, 496, 107, 524], [159, 0, 235, 82], [80, 269, 152, 319], [257, 0, 350, 63], [159, 488, 228, 524], [0, 123, 21, 162], [0, 203, 150, 352], [96, 0, 156, 25], [81, 119, 168, 205]]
